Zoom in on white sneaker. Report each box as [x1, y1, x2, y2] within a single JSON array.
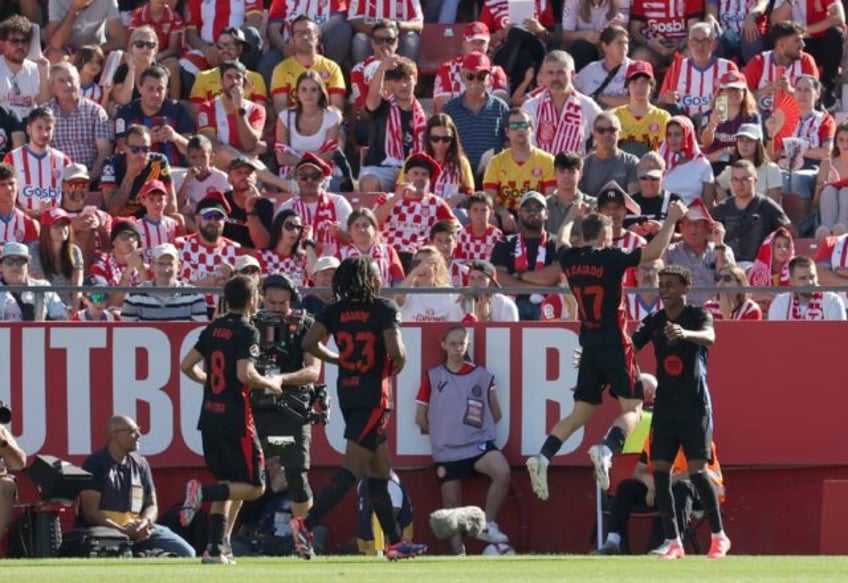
[[477, 521, 509, 544], [526, 455, 549, 500], [588, 444, 613, 490], [648, 541, 671, 555]]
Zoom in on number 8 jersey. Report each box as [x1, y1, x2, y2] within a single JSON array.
[[316, 297, 402, 410]]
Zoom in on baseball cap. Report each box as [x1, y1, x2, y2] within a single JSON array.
[[62, 163, 90, 182], [195, 191, 232, 217], [464, 22, 490, 42], [735, 123, 763, 141], [467, 259, 500, 287], [228, 155, 261, 172], [295, 152, 332, 178], [151, 243, 179, 261], [110, 219, 141, 241], [596, 181, 642, 215], [0, 241, 30, 261], [520, 191, 547, 209], [41, 207, 72, 227], [139, 179, 168, 198], [719, 70, 747, 90], [219, 27, 247, 45], [640, 168, 664, 179], [311, 255, 340, 276], [234, 255, 261, 272], [685, 199, 715, 226], [626, 60, 654, 82], [462, 51, 492, 73]]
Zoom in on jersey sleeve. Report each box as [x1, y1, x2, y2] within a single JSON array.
[[380, 299, 402, 331], [630, 312, 655, 350], [415, 370, 432, 404], [326, 63, 346, 97], [196, 102, 215, 132], [193, 326, 209, 357], [743, 56, 764, 90], [236, 324, 260, 363]]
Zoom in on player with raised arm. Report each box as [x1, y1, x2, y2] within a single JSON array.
[[292, 256, 427, 560], [503, 184, 687, 500], [630, 265, 730, 559]]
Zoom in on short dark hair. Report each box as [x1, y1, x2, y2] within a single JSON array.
[[429, 220, 456, 240], [126, 124, 151, 141], [599, 24, 628, 45], [581, 213, 612, 242], [0, 15, 33, 42], [466, 192, 493, 209], [554, 152, 583, 171], [659, 265, 692, 286], [140, 64, 170, 85], [219, 60, 247, 77], [372, 19, 398, 36], [0, 162, 15, 181], [187, 134, 213, 151], [26, 106, 55, 126], [224, 275, 256, 310], [770, 21, 806, 44], [789, 255, 814, 275], [385, 57, 417, 80]]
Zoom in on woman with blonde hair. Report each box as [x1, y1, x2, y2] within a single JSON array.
[[397, 246, 464, 322], [111, 26, 162, 106], [703, 264, 762, 320]]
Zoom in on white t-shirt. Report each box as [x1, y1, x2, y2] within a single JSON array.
[[767, 292, 846, 321], [663, 158, 715, 205], [484, 293, 519, 322], [573, 58, 631, 100], [716, 162, 782, 197], [278, 108, 342, 155], [400, 291, 464, 323], [0, 58, 41, 119], [183, 168, 231, 208]]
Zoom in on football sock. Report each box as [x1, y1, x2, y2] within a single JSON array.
[[201, 483, 230, 502], [653, 470, 680, 541], [605, 532, 621, 547], [602, 426, 627, 454], [305, 467, 357, 530], [690, 470, 724, 534], [368, 477, 401, 544], [208, 513, 227, 553], [540, 435, 563, 461]]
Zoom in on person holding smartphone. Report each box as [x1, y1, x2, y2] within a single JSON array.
[[699, 71, 761, 177]]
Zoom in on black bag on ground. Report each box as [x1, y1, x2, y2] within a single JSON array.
[[58, 526, 134, 558]]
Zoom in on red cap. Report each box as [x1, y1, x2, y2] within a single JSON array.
[[626, 60, 654, 81], [719, 70, 747, 89], [403, 152, 441, 179], [461, 51, 492, 73], [196, 190, 232, 216], [464, 21, 490, 42], [41, 207, 71, 227], [295, 152, 332, 178], [139, 179, 168, 198], [685, 199, 716, 226]]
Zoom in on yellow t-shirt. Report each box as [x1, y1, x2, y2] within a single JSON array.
[[189, 68, 268, 104], [270, 56, 346, 108], [613, 105, 671, 153], [482, 147, 555, 211]]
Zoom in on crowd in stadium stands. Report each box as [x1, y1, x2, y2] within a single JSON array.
[[0, 0, 847, 322]]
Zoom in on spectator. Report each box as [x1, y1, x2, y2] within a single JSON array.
[[189, 27, 268, 120], [176, 134, 231, 226], [748, 226, 795, 288], [134, 180, 180, 257], [714, 124, 782, 203], [770, 0, 845, 108], [233, 255, 261, 285], [0, 16, 49, 118], [658, 23, 737, 122], [490, 191, 558, 320], [179, 0, 263, 78], [72, 284, 121, 321], [349, 20, 401, 145], [116, 65, 194, 169], [595, 182, 646, 287], [122, 243, 208, 322], [0, 416, 26, 544], [579, 111, 639, 197], [483, 108, 555, 232], [271, 16, 345, 115], [712, 160, 792, 263], [424, 114, 475, 203], [274, 72, 343, 182], [415, 324, 511, 556], [60, 164, 112, 270], [354, 471, 413, 556], [101, 124, 176, 218], [768, 256, 846, 320], [278, 153, 352, 257], [573, 25, 632, 110], [612, 60, 670, 158], [78, 415, 195, 557], [90, 219, 148, 306], [374, 153, 457, 271], [699, 71, 761, 174], [815, 122, 848, 236], [338, 207, 405, 288], [262, 0, 352, 82], [128, 0, 184, 66], [626, 259, 663, 320], [703, 264, 763, 320], [301, 255, 339, 318], [0, 241, 68, 320], [706, 0, 768, 65], [429, 220, 466, 287], [545, 152, 594, 238], [813, 232, 848, 288], [628, 152, 682, 239], [441, 52, 510, 185], [482, 0, 553, 92], [258, 209, 309, 288], [46, 0, 125, 62], [433, 22, 509, 111], [464, 260, 519, 322], [348, 0, 423, 64], [628, 0, 703, 69], [28, 207, 84, 311], [0, 162, 39, 243], [177, 193, 241, 295], [358, 56, 425, 193], [658, 116, 715, 205], [539, 278, 580, 321], [4, 106, 71, 217], [665, 201, 733, 306], [0, 103, 25, 158], [743, 22, 819, 115], [73, 45, 108, 106], [110, 26, 169, 106], [562, 0, 630, 72], [47, 62, 113, 183], [522, 51, 601, 157], [455, 192, 503, 262], [397, 245, 463, 322]]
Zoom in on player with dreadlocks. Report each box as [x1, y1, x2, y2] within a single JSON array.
[[294, 256, 428, 560]]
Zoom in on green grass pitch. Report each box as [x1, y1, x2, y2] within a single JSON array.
[[3, 556, 848, 582]]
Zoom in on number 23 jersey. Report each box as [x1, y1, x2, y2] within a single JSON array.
[[316, 297, 401, 410], [557, 246, 642, 347]]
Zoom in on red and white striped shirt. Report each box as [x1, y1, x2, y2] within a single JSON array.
[[455, 224, 503, 261], [703, 297, 762, 320], [3, 146, 71, 214], [348, 0, 423, 22], [379, 193, 456, 254], [716, 0, 767, 35], [80, 83, 104, 104], [433, 57, 510, 101], [257, 250, 308, 289], [136, 216, 179, 258], [130, 3, 185, 49], [743, 50, 819, 113], [630, 0, 704, 41], [0, 208, 39, 243], [185, 0, 262, 44], [625, 293, 662, 321], [660, 57, 737, 117], [197, 97, 265, 153]]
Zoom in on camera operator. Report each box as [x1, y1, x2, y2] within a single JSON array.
[[253, 274, 322, 518], [0, 405, 27, 544]]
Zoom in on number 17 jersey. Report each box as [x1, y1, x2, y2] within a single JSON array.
[[557, 246, 642, 347], [316, 297, 402, 410]]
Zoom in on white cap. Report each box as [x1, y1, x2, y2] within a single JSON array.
[[234, 255, 261, 272], [151, 243, 179, 261], [311, 255, 340, 275]]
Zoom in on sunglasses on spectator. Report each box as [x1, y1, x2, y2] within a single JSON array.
[[508, 121, 531, 130], [87, 293, 108, 303], [715, 274, 736, 283], [117, 231, 139, 241], [66, 179, 90, 188], [200, 211, 225, 221], [284, 222, 304, 232], [127, 145, 151, 154], [594, 126, 617, 134], [7, 37, 28, 46], [373, 36, 397, 44], [133, 40, 157, 49], [239, 267, 261, 275], [296, 172, 323, 182], [2, 257, 27, 266], [464, 72, 489, 82], [638, 174, 661, 181], [429, 135, 453, 143]]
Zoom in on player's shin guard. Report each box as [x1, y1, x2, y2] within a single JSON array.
[[653, 471, 680, 541], [540, 435, 563, 461], [305, 467, 357, 529], [690, 470, 724, 533], [369, 477, 401, 544], [602, 426, 627, 455]]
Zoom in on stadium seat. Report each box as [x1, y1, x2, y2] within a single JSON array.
[[781, 192, 808, 228], [418, 24, 466, 77], [794, 238, 819, 258]]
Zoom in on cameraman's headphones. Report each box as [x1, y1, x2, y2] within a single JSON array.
[[262, 274, 300, 304]]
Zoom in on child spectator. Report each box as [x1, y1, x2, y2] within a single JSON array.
[[73, 46, 108, 107], [455, 192, 503, 262], [136, 180, 180, 258], [177, 135, 230, 229]]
